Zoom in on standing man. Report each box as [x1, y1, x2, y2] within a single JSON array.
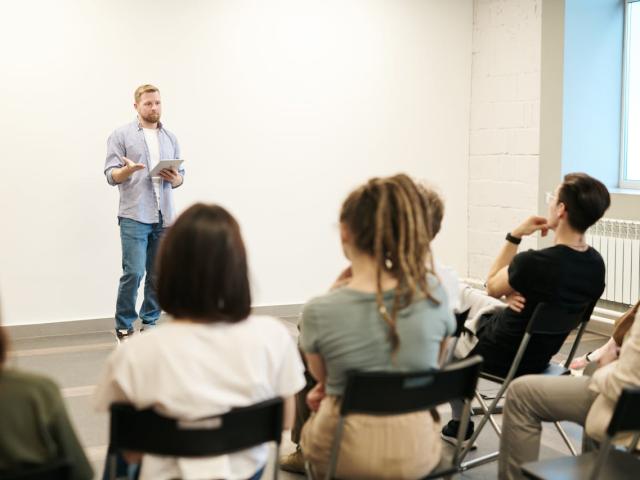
[[104, 84, 184, 340]]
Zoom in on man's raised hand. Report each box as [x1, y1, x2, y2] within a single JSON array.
[[512, 216, 549, 238], [123, 156, 145, 173]]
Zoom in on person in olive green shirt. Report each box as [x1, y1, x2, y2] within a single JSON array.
[[0, 316, 93, 479]]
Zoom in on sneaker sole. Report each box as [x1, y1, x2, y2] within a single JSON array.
[[114, 331, 134, 343], [441, 433, 477, 450], [279, 464, 306, 474]]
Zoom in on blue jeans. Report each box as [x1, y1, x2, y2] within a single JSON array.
[[115, 215, 165, 332]]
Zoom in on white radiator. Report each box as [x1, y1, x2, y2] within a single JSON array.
[[586, 218, 640, 305]]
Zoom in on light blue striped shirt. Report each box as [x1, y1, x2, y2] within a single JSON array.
[[104, 119, 184, 226]]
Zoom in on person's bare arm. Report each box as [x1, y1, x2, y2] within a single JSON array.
[[305, 352, 327, 383], [485, 216, 549, 298], [283, 395, 296, 430], [504, 291, 526, 312], [304, 352, 327, 412], [111, 157, 145, 183]]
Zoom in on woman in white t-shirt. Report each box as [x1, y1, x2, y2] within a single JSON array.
[[94, 203, 306, 480]]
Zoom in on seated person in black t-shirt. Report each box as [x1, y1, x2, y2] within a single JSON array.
[[441, 172, 610, 446]]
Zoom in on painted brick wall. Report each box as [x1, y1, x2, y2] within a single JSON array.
[[468, 0, 542, 279]]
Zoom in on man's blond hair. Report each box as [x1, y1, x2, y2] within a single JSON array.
[[134, 84, 160, 103]]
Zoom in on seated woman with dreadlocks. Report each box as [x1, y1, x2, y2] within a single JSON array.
[[298, 174, 456, 479]]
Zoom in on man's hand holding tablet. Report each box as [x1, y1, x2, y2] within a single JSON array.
[[158, 166, 183, 187]]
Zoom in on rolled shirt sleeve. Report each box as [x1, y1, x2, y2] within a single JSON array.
[[104, 131, 126, 186]]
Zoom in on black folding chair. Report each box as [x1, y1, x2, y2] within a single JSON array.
[[0, 460, 69, 480], [108, 397, 284, 480], [522, 387, 640, 480], [457, 301, 594, 471], [312, 355, 483, 480]]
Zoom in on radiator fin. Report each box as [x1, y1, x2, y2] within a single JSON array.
[[587, 219, 640, 306]]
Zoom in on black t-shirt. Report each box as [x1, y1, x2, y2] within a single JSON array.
[[471, 245, 605, 377]]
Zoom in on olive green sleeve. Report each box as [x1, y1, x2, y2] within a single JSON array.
[[48, 391, 94, 480]]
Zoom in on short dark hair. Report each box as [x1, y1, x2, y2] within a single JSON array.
[[156, 203, 251, 323], [557, 173, 610, 232]]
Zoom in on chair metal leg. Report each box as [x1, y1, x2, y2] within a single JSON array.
[[459, 332, 533, 463], [457, 387, 505, 464], [305, 460, 315, 480], [472, 405, 503, 416], [564, 317, 589, 368], [108, 453, 116, 480], [325, 417, 345, 480], [589, 437, 612, 480], [554, 421, 578, 456], [451, 401, 472, 467], [475, 392, 502, 436], [273, 443, 280, 480], [459, 451, 500, 471]]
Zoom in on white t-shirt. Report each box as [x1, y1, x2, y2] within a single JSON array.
[[434, 261, 461, 313], [94, 316, 306, 480], [142, 127, 162, 207]]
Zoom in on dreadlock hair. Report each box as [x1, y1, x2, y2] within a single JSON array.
[[340, 173, 437, 353]]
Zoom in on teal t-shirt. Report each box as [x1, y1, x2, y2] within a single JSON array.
[[300, 278, 455, 395]]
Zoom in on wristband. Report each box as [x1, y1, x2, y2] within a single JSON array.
[[505, 232, 522, 245]]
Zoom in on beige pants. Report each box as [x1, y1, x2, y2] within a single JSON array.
[[301, 395, 441, 479], [498, 375, 598, 480]]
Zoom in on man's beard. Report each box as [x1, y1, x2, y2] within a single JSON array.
[[141, 112, 160, 123]]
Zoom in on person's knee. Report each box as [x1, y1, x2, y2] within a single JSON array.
[[121, 260, 145, 281], [505, 376, 537, 414]]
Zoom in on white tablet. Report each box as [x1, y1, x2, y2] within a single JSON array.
[[149, 159, 184, 177]]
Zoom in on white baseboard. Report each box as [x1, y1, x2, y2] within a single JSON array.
[[6, 304, 303, 340]]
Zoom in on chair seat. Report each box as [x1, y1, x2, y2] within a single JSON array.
[[480, 363, 569, 384], [522, 449, 640, 480], [540, 363, 570, 376]]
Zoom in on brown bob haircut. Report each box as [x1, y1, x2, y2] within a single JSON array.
[[557, 173, 610, 233], [156, 203, 251, 323]]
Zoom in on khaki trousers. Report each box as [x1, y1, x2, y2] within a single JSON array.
[[301, 396, 441, 479], [498, 375, 598, 480]]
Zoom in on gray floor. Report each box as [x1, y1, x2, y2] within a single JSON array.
[[5, 318, 607, 479]]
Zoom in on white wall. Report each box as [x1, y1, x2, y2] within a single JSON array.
[[467, 0, 541, 279], [0, 0, 472, 326]]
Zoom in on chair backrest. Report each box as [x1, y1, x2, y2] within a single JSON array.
[[340, 355, 483, 416], [606, 387, 640, 437], [526, 301, 592, 336], [516, 301, 594, 371], [109, 397, 283, 457], [0, 460, 69, 480]]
